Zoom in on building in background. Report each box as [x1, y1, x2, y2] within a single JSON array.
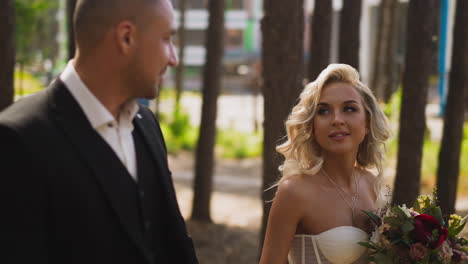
[[171, 0, 261, 73], [171, 0, 455, 94]]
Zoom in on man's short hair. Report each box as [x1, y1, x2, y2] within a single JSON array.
[[74, 0, 160, 51]]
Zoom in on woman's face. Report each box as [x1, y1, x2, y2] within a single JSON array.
[[313, 82, 368, 157]]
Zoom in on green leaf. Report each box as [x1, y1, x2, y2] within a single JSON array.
[[393, 206, 409, 219], [432, 207, 445, 226], [362, 210, 382, 226], [450, 221, 466, 237], [384, 216, 402, 227], [401, 221, 414, 232], [413, 199, 422, 213], [374, 252, 394, 264], [358, 242, 378, 250]]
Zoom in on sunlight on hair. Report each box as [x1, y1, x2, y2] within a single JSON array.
[[274, 64, 392, 196]]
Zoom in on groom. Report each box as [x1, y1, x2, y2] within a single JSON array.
[[0, 0, 198, 263]]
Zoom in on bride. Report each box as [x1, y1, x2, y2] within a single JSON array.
[[259, 64, 391, 264]]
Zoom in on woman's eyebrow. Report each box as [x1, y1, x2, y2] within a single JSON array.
[[317, 100, 359, 106]]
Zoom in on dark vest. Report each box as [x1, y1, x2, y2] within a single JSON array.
[[133, 124, 168, 263]]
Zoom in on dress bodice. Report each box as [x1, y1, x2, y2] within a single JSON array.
[[288, 226, 368, 264]]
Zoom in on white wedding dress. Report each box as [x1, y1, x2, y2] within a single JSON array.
[[288, 226, 369, 264]]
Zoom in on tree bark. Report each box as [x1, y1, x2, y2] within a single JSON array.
[[67, 0, 77, 60], [260, 0, 304, 253], [436, 0, 468, 216], [307, 0, 332, 82], [392, 0, 439, 206], [0, 0, 15, 112], [191, 0, 224, 222], [339, 0, 362, 69], [174, 0, 187, 109], [371, 0, 399, 102]]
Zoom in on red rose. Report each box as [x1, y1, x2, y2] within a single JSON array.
[[413, 214, 448, 249]]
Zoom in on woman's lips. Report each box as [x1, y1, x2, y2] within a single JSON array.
[[328, 132, 350, 141]]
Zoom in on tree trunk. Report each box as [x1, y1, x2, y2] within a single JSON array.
[[260, 0, 304, 253], [384, 1, 403, 103], [436, 0, 468, 216], [67, 0, 77, 60], [307, 0, 331, 82], [392, 0, 439, 206], [339, 0, 362, 69], [174, 0, 187, 109], [0, 0, 15, 112], [191, 0, 224, 222], [371, 0, 399, 102]]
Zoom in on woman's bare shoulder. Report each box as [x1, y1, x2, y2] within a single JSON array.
[[358, 168, 379, 200], [358, 168, 377, 184], [276, 174, 319, 203]]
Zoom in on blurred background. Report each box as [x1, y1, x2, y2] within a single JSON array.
[[0, 0, 467, 263]]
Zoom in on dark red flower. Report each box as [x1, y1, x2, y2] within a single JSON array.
[[413, 214, 448, 249]]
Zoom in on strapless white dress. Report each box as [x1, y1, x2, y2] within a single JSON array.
[[288, 226, 368, 264]]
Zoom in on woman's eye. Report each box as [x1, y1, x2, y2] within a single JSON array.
[[317, 108, 329, 115], [344, 106, 357, 112]]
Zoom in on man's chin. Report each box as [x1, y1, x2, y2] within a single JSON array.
[[138, 84, 160, 100]]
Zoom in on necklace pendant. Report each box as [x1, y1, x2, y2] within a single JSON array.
[[351, 196, 356, 202]]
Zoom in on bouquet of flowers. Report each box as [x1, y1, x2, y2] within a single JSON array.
[[360, 189, 468, 263]]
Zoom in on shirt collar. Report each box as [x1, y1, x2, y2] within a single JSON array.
[[59, 60, 139, 129]]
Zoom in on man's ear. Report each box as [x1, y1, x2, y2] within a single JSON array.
[[115, 20, 135, 54]]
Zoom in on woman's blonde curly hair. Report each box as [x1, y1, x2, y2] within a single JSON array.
[[275, 64, 391, 193]]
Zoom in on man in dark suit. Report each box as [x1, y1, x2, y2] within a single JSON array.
[[0, 0, 198, 263]]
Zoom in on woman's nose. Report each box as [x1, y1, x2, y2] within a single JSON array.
[[331, 112, 345, 126]]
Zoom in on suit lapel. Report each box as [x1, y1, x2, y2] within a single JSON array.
[[133, 110, 181, 214], [133, 113, 167, 177], [48, 80, 151, 262]]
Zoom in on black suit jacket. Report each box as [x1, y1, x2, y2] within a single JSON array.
[[0, 80, 198, 264]]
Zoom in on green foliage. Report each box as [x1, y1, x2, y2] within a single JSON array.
[[385, 128, 468, 195], [158, 105, 263, 159], [159, 106, 198, 153], [14, 70, 44, 95], [216, 129, 263, 159], [412, 189, 444, 226], [448, 214, 467, 237], [15, 0, 56, 64], [159, 88, 200, 101], [363, 210, 382, 226], [384, 86, 402, 119]]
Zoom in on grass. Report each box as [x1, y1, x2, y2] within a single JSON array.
[[159, 105, 262, 159]]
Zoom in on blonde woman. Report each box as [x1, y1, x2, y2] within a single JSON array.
[[259, 64, 391, 264]]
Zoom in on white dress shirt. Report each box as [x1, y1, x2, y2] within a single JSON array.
[[60, 61, 139, 181]]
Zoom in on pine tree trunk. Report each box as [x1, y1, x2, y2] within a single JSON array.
[[0, 0, 15, 111], [260, 0, 304, 253], [392, 0, 440, 206], [191, 0, 225, 222], [436, 0, 468, 216], [174, 0, 187, 109], [67, 0, 77, 60], [371, 0, 399, 102], [339, 0, 362, 69], [308, 0, 332, 82]]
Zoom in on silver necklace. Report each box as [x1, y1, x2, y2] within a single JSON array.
[[322, 168, 360, 225]]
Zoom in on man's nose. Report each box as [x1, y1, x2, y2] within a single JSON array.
[[169, 44, 178, 67]]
